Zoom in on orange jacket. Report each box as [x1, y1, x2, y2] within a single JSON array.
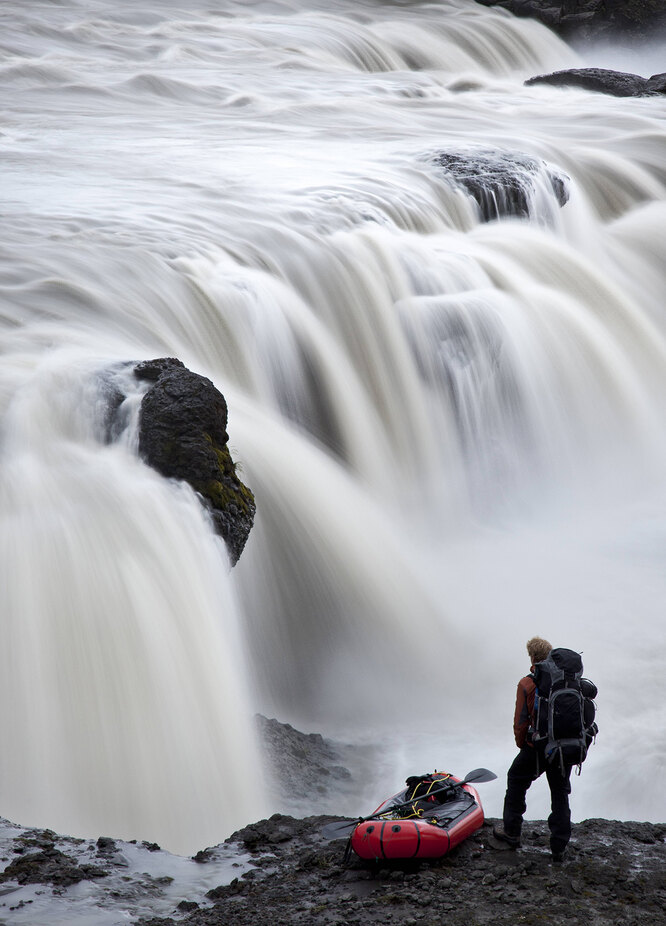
[[513, 674, 537, 748]]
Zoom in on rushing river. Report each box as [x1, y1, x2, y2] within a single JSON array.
[[1, 0, 665, 854]]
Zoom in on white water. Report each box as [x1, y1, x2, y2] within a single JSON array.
[[1, 0, 665, 853], [0, 817, 255, 924]]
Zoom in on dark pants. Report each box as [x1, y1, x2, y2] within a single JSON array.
[[502, 746, 572, 853]]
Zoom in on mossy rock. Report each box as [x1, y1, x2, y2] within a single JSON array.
[[135, 358, 255, 565]]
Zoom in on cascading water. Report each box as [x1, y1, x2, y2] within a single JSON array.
[[0, 357, 266, 853], [1, 0, 665, 851]]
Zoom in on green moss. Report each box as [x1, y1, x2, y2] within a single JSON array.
[[199, 431, 255, 516], [196, 477, 255, 517]]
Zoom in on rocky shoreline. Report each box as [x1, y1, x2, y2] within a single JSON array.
[[152, 814, 666, 926], [1, 812, 664, 926], [1, 718, 664, 925]]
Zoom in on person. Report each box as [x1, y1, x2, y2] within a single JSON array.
[[493, 636, 572, 863]]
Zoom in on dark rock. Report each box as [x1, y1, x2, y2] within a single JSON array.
[[647, 72, 666, 93], [0, 848, 108, 887], [134, 358, 255, 565], [206, 877, 247, 901], [475, 1, 565, 27], [11, 829, 58, 853], [192, 847, 216, 864], [95, 836, 117, 854], [141, 840, 162, 852], [432, 149, 569, 221], [525, 67, 662, 97], [255, 714, 378, 817], [474, 0, 666, 40], [596, 0, 666, 35], [231, 814, 298, 852]]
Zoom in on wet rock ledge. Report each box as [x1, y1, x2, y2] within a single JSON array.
[[144, 816, 666, 926], [2, 813, 664, 926], [1, 714, 664, 926]]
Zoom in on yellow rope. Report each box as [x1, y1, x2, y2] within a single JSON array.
[[406, 773, 452, 803]]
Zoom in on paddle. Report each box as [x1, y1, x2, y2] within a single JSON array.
[[321, 767, 497, 840]]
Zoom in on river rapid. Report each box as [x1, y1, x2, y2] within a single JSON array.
[[1, 0, 665, 854]]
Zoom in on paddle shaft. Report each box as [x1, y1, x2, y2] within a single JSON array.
[[371, 776, 467, 818]]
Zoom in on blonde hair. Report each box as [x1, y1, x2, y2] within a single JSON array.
[[526, 636, 552, 664]]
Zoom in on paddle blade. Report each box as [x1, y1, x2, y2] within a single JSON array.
[[321, 819, 358, 840], [462, 767, 498, 784]]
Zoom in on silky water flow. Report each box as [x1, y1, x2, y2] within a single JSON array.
[[1, 0, 665, 850]]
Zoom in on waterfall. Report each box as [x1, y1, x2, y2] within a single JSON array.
[[0, 357, 265, 852], [1, 0, 665, 850]]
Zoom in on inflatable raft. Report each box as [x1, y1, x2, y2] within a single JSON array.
[[350, 771, 485, 860]]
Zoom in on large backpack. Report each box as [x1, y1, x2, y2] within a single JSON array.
[[531, 648, 598, 774]]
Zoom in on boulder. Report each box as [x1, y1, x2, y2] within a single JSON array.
[[525, 67, 665, 97], [433, 149, 569, 221], [134, 358, 255, 566]]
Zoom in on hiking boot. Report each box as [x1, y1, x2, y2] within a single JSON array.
[[551, 849, 566, 864], [492, 826, 521, 848]]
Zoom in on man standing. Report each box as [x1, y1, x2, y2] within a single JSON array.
[[493, 636, 572, 863]]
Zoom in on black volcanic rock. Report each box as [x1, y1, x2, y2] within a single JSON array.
[[526, 67, 666, 97], [134, 814, 666, 926], [2, 813, 664, 926], [254, 715, 384, 824], [0, 847, 108, 888], [648, 72, 666, 93], [433, 149, 569, 221], [474, 0, 666, 40], [134, 358, 255, 566]]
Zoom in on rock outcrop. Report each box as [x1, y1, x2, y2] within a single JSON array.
[[433, 150, 569, 221], [255, 715, 381, 819], [526, 68, 666, 97], [257, 715, 353, 804], [134, 358, 255, 566], [474, 0, 666, 40]]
